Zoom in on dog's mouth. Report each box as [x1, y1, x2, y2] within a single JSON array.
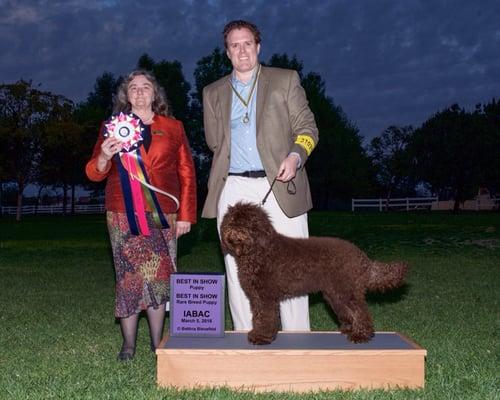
[[221, 235, 247, 257]]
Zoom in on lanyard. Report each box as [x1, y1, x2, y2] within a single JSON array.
[[229, 65, 261, 124]]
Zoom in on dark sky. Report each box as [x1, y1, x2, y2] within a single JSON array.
[[1, 0, 499, 142]]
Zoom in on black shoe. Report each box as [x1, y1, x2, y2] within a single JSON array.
[[117, 349, 134, 362]]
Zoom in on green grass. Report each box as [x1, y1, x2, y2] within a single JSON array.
[[0, 211, 499, 399]]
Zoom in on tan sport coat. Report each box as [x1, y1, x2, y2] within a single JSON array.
[[201, 66, 319, 219]]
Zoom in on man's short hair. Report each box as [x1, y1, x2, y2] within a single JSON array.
[[223, 20, 261, 49]]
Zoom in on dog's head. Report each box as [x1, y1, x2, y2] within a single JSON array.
[[220, 202, 273, 257]]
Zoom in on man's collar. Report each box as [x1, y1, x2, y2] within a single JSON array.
[[231, 64, 261, 85]]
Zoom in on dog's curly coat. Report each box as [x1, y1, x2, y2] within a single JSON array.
[[220, 202, 408, 345]]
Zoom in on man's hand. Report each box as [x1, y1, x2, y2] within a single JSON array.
[[176, 221, 191, 238], [277, 153, 300, 182]]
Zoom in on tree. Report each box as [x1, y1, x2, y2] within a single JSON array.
[[39, 103, 88, 214], [191, 48, 233, 201], [409, 104, 498, 211], [0, 80, 73, 220], [152, 60, 191, 122], [190, 49, 375, 209], [137, 53, 156, 71], [267, 55, 375, 208], [480, 98, 500, 195], [137, 54, 192, 121], [79, 60, 195, 202], [192, 48, 232, 105], [267, 54, 304, 77], [136, 53, 209, 203], [85, 72, 120, 119], [369, 125, 415, 202], [75, 72, 121, 198]]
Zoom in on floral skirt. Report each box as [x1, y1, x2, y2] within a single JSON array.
[[106, 212, 177, 318]]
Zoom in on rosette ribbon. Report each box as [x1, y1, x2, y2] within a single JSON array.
[[105, 113, 179, 236]]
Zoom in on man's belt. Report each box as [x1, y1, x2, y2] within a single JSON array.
[[228, 170, 266, 178]]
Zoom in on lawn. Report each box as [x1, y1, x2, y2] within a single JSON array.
[[0, 211, 498, 399]]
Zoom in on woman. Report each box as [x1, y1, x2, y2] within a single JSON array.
[[86, 70, 196, 361]]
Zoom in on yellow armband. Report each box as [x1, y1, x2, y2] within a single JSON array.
[[294, 135, 316, 156]]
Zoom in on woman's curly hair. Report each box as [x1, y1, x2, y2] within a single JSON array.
[[113, 70, 171, 117]]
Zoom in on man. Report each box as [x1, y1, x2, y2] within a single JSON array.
[[202, 20, 319, 331]]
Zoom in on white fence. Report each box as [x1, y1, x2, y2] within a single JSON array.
[[351, 197, 438, 212], [1, 204, 105, 215], [430, 197, 500, 211]]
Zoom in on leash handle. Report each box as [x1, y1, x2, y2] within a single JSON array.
[[260, 175, 297, 206], [261, 176, 277, 206]]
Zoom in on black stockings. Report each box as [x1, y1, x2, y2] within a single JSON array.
[[146, 305, 166, 350], [119, 313, 139, 355], [119, 304, 166, 355]]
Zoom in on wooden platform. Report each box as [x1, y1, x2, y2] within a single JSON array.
[[156, 331, 426, 392]]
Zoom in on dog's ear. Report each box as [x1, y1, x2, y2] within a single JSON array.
[[255, 231, 270, 250], [222, 227, 253, 257]]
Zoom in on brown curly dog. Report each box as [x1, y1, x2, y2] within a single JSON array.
[[220, 202, 408, 345]]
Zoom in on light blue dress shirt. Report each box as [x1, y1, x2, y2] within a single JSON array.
[[229, 69, 264, 173]]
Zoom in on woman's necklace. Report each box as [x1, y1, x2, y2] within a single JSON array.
[[229, 65, 261, 124]]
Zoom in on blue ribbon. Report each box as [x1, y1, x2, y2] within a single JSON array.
[[115, 153, 140, 235], [135, 129, 169, 230]]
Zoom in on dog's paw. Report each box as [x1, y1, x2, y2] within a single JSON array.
[[347, 330, 374, 343], [248, 329, 275, 345], [339, 323, 352, 335]]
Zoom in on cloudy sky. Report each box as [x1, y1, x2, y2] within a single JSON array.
[[1, 0, 498, 142]]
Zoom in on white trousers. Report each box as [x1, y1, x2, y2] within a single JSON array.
[[217, 176, 311, 331]]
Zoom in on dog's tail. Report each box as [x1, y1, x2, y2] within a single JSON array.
[[366, 261, 408, 292]]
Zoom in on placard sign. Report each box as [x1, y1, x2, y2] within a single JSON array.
[[169, 273, 225, 337]]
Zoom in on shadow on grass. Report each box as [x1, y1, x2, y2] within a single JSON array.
[[309, 283, 410, 328], [366, 283, 410, 304]]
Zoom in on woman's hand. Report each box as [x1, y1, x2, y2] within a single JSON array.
[[96, 137, 122, 172], [176, 221, 191, 238], [100, 137, 122, 161]]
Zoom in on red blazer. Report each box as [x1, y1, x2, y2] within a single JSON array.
[[86, 115, 197, 224]]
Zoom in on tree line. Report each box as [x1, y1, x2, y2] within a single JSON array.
[[1, 49, 498, 220]]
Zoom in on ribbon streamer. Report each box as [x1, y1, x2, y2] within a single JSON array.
[[105, 113, 180, 235], [120, 151, 180, 210], [115, 153, 140, 235], [122, 153, 150, 235]]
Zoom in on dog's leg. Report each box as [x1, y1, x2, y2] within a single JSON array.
[[248, 298, 280, 345], [323, 290, 374, 343], [346, 297, 375, 343], [322, 291, 354, 335]]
